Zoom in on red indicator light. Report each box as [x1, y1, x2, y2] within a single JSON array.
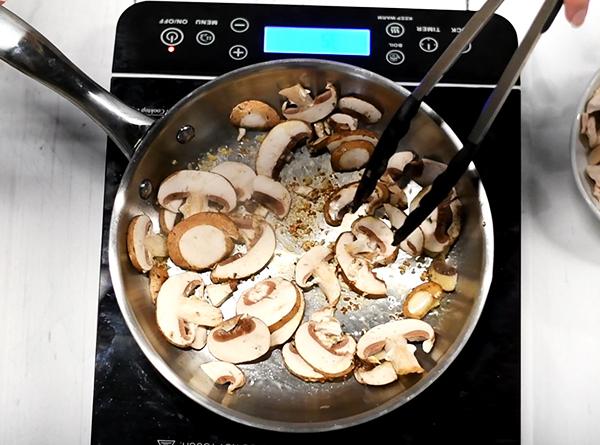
[[167, 46, 175, 53]]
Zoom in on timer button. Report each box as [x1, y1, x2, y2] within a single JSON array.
[[229, 45, 248, 60], [230, 17, 250, 33], [160, 27, 185, 46], [386, 50, 405, 65], [385, 22, 405, 38], [419, 37, 439, 53], [196, 30, 216, 45]]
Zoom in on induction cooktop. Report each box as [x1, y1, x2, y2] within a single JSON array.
[[92, 3, 520, 444]]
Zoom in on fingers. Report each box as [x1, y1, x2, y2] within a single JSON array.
[[564, 0, 590, 27]]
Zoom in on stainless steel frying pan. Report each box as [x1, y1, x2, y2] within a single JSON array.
[[0, 7, 494, 432]]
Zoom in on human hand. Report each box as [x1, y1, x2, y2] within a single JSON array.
[[565, 0, 590, 26]]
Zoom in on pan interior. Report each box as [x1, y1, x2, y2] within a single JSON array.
[[109, 60, 493, 431]]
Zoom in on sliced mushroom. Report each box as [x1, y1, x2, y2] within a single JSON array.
[[323, 181, 388, 226], [255, 120, 312, 179], [205, 281, 238, 307], [295, 244, 341, 306], [236, 278, 302, 332], [207, 315, 271, 364], [384, 337, 424, 375], [157, 170, 237, 213], [349, 216, 398, 265], [387, 183, 408, 210], [127, 215, 154, 273], [325, 129, 379, 153], [149, 262, 169, 304], [252, 175, 291, 219], [156, 272, 223, 348], [386, 151, 420, 179], [582, 112, 599, 148], [354, 362, 398, 386], [167, 212, 239, 271], [270, 293, 305, 347], [191, 327, 208, 350], [335, 232, 387, 298], [179, 193, 209, 219], [200, 361, 246, 393], [429, 257, 458, 292], [383, 204, 424, 257], [403, 282, 443, 319], [229, 100, 280, 130], [211, 221, 276, 282], [294, 309, 356, 378], [280, 83, 337, 123], [143, 233, 168, 258], [211, 162, 257, 202], [282, 342, 326, 382], [586, 164, 600, 185], [587, 87, 600, 114], [338, 96, 382, 124], [330, 140, 374, 172], [588, 145, 600, 165], [328, 113, 358, 132], [159, 208, 180, 234], [411, 188, 462, 257], [356, 319, 435, 358]]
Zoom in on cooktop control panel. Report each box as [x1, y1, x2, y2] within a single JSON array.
[[114, 1, 517, 84]]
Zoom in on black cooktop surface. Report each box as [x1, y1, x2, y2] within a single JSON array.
[[92, 3, 520, 444]]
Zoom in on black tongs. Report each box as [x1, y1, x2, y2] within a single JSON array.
[[352, 0, 563, 245]]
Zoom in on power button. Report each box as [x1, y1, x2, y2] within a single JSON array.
[[160, 27, 184, 46]]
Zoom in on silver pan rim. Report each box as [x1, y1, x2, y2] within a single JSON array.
[[108, 58, 495, 432]]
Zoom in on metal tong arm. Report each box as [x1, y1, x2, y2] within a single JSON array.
[[351, 0, 505, 212], [393, 0, 564, 245]]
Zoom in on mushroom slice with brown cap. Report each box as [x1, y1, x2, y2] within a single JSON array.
[[157, 170, 237, 213], [156, 272, 223, 348], [354, 362, 398, 386], [349, 216, 398, 266], [229, 100, 280, 132], [252, 175, 291, 219], [330, 140, 374, 172], [255, 120, 312, 179], [386, 151, 419, 180], [294, 309, 356, 378], [211, 221, 276, 282], [325, 129, 379, 153], [191, 326, 208, 350], [586, 164, 600, 185], [149, 262, 169, 304], [205, 281, 237, 307], [383, 204, 424, 257], [282, 342, 326, 382], [167, 212, 239, 271], [403, 281, 443, 319], [429, 256, 458, 292], [328, 113, 358, 132], [211, 162, 257, 202], [295, 244, 341, 307], [335, 232, 387, 298], [356, 319, 435, 358], [159, 208, 180, 235], [270, 293, 305, 347], [144, 233, 168, 258], [338, 96, 382, 124], [280, 83, 338, 123], [200, 361, 246, 394], [323, 181, 389, 227], [127, 215, 155, 273], [236, 278, 301, 332], [410, 158, 448, 187], [207, 315, 271, 364]]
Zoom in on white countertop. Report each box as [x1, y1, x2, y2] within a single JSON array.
[[1, 0, 599, 443]]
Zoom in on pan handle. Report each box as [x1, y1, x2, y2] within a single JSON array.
[[0, 7, 154, 160]]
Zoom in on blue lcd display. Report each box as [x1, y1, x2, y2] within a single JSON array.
[[264, 26, 371, 56]]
